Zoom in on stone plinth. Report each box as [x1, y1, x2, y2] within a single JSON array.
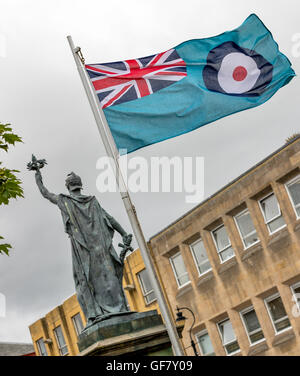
[[77, 310, 184, 356]]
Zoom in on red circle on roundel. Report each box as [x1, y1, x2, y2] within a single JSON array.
[[232, 66, 248, 81]]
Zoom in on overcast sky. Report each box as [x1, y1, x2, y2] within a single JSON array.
[[0, 0, 299, 343]]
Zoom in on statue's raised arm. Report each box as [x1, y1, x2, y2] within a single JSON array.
[[27, 154, 58, 205], [34, 169, 58, 205]]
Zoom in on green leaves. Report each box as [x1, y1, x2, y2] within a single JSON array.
[[0, 122, 24, 255], [0, 166, 24, 205], [2, 132, 23, 146], [0, 123, 23, 152], [0, 237, 12, 256], [0, 123, 24, 206]]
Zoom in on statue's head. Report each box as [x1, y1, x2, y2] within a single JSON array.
[[65, 172, 82, 192]]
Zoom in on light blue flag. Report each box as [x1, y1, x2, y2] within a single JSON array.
[[85, 14, 295, 154]]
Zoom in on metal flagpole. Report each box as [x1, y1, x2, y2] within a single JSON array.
[[67, 35, 185, 356]]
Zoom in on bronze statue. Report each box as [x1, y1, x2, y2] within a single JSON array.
[[28, 155, 133, 331]]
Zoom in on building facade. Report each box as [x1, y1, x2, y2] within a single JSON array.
[[149, 137, 300, 356], [29, 249, 159, 356]]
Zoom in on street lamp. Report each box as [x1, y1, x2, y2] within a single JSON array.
[[175, 306, 198, 356]]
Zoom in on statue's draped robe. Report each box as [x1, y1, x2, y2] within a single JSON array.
[[35, 175, 129, 322], [58, 194, 128, 321]]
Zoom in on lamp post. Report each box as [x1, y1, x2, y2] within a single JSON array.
[[175, 306, 198, 356]]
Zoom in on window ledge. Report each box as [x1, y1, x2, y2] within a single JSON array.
[[43, 338, 52, 345], [267, 227, 290, 252], [144, 299, 157, 307], [272, 328, 295, 347], [247, 340, 268, 356], [241, 242, 263, 261], [229, 350, 242, 356], [217, 257, 237, 275], [196, 270, 214, 287], [294, 219, 300, 233], [176, 282, 193, 298], [123, 284, 135, 291]]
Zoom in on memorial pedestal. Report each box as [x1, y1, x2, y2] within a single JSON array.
[[78, 310, 184, 356]]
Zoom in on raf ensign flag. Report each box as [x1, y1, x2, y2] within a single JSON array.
[[85, 14, 295, 154]]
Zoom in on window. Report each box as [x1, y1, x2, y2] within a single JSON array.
[[235, 210, 259, 249], [290, 282, 300, 315], [286, 175, 300, 218], [212, 225, 235, 262], [170, 252, 190, 287], [72, 313, 84, 336], [196, 330, 215, 356], [240, 306, 264, 344], [190, 239, 211, 275], [36, 338, 48, 356], [265, 293, 291, 333], [53, 326, 68, 356], [137, 269, 156, 305], [217, 318, 240, 355], [259, 193, 285, 234]]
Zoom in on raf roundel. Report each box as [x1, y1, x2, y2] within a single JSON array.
[[203, 41, 273, 96]]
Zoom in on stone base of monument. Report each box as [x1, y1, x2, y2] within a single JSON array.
[[77, 310, 184, 356]]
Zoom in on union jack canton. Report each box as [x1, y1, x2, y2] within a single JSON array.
[[85, 49, 187, 109]]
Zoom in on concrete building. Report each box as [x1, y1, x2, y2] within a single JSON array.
[[29, 249, 160, 356], [149, 136, 300, 356]]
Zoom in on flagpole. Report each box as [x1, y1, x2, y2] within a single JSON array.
[[67, 35, 185, 356]]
